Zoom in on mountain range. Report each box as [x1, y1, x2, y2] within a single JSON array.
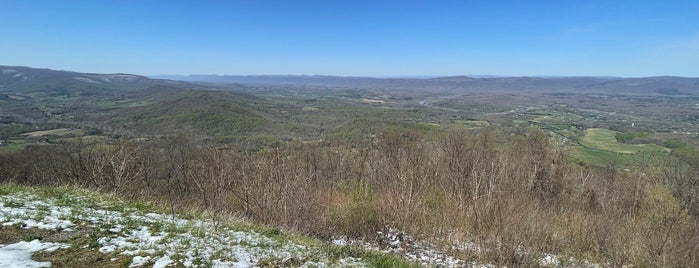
[[153, 73, 699, 96], [2, 65, 698, 97]]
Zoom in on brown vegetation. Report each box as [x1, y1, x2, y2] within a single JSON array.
[[1, 127, 697, 267]]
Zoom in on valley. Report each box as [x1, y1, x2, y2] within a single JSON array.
[[1, 66, 699, 267]]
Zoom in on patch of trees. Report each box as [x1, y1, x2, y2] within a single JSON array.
[[615, 131, 650, 144]]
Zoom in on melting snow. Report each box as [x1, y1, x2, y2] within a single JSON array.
[[0, 191, 371, 267], [540, 253, 559, 266], [152, 255, 172, 268], [3, 189, 586, 267], [337, 228, 467, 267], [128, 256, 151, 267], [0, 240, 69, 268], [2, 189, 587, 267]]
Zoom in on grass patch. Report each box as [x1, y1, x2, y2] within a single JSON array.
[[302, 106, 319, 111], [580, 128, 669, 154], [21, 128, 85, 138], [34, 240, 134, 268], [571, 145, 668, 167], [453, 119, 490, 128], [0, 143, 27, 154]]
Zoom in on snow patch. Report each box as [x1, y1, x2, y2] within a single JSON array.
[[540, 253, 559, 267], [0, 191, 328, 267], [339, 227, 467, 267], [332, 238, 347, 246], [128, 256, 151, 267], [152, 255, 172, 268], [0, 240, 70, 268]]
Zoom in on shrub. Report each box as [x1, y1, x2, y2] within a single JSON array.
[[635, 184, 694, 267], [331, 179, 381, 238]]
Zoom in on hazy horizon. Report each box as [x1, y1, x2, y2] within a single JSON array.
[[4, 64, 697, 79]]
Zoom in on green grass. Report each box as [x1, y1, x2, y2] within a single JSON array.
[[453, 119, 490, 128], [580, 128, 670, 155], [571, 145, 668, 167], [0, 143, 27, 154], [573, 127, 670, 167], [301, 106, 319, 111]]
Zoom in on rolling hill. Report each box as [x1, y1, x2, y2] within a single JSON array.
[[0, 66, 277, 141]]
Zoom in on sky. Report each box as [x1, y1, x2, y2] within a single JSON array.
[[1, 0, 698, 77]]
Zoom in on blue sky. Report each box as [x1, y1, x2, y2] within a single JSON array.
[[1, 0, 698, 77]]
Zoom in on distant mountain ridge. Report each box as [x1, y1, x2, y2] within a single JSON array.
[[0, 65, 198, 97], [2, 65, 699, 96], [0, 65, 272, 139], [153, 73, 699, 96]]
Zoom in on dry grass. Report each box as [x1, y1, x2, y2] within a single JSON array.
[[20, 128, 77, 138], [1, 128, 698, 267]]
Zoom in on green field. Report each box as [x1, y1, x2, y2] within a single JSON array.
[[453, 119, 490, 128], [0, 143, 28, 154], [580, 128, 670, 154], [571, 145, 667, 167], [573, 128, 670, 167]]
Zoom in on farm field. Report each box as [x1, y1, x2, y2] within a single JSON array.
[[579, 128, 670, 155], [571, 145, 668, 167]]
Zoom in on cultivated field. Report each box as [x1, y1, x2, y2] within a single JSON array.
[[580, 128, 670, 154]]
